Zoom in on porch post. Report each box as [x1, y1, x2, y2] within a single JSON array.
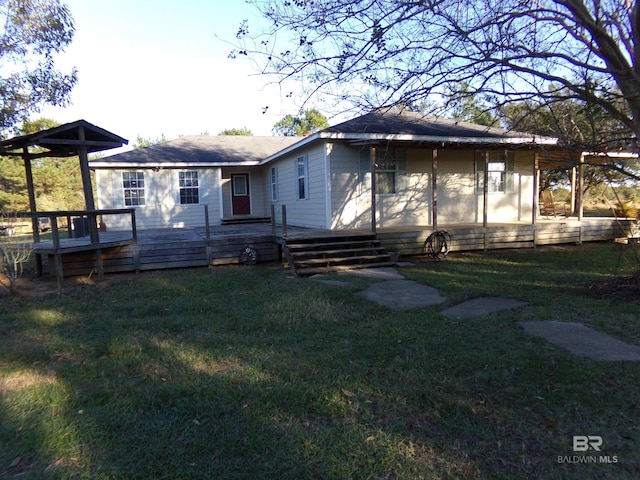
[[432, 149, 438, 230], [577, 155, 584, 221], [570, 166, 577, 215], [483, 151, 489, 250], [23, 147, 43, 274], [532, 153, 539, 225], [77, 126, 96, 212], [371, 146, 377, 235]]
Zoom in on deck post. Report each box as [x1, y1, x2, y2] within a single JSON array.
[[271, 204, 276, 236], [204, 205, 212, 264], [282, 205, 288, 238], [533, 153, 539, 246], [371, 146, 377, 235], [432, 149, 438, 230], [271, 204, 280, 261], [482, 152, 489, 250], [130, 209, 140, 272], [23, 147, 43, 274]]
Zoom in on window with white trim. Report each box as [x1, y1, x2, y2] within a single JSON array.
[[122, 171, 145, 206], [359, 147, 407, 194], [270, 166, 279, 201], [179, 171, 199, 204], [296, 155, 309, 200], [475, 151, 515, 193]]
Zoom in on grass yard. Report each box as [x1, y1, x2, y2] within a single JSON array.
[[1, 242, 639, 479]]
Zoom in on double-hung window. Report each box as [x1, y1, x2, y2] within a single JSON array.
[[296, 155, 309, 200], [270, 166, 279, 202], [475, 151, 515, 194], [359, 147, 407, 195], [122, 171, 145, 206], [179, 171, 199, 204]]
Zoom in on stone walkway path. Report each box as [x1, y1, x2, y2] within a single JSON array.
[[311, 267, 640, 362]]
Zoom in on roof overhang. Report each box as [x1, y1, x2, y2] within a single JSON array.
[[0, 119, 128, 159], [258, 131, 560, 165]]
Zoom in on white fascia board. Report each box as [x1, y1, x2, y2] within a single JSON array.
[[257, 132, 559, 166], [89, 161, 260, 169], [318, 132, 559, 145]]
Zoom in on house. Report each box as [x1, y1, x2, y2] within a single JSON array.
[[91, 109, 563, 232]]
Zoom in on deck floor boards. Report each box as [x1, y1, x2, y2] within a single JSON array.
[[29, 217, 632, 278]]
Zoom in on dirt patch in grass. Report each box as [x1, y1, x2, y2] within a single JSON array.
[[586, 274, 640, 303], [0, 271, 110, 300]]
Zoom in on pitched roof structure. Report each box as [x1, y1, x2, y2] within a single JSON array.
[[91, 135, 302, 168], [317, 108, 558, 146], [0, 119, 128, 159]]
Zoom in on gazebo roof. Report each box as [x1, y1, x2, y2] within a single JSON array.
[[0, 119, 128, 158]]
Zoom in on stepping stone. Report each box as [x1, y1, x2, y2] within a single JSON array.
[[520, 321, 640, 361], [441, 297, 528, 319], [339, 267, 405, 280], [311, 277, 352, 287], [357, 279, 445, 310]]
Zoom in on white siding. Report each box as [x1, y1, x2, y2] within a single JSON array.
[[220, 168, 269, 219], [437, 149, 535, 224], [267, 143, 329, 229], [328, 144, 433, 229], [94, 168, 221, 230]]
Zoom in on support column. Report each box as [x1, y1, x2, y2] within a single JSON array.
[[371, 146, 377, 235], [23, 147, 43, 274], [432, 149, 438, 230], [482, 152, 489, 250]]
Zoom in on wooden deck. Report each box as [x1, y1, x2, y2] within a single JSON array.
[[33, 217, 634, 279]]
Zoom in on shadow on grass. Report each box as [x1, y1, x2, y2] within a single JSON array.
[[1, 253, 640, 479]]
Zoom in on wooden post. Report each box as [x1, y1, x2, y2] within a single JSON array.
[[50, 219, 63, 291], [130, 209, 140, 272], [271, 204, 276, 236], [570, 166, 577, 216], [577, 155, 584, 245], [23, 147, 43, 274], [204, 205, 212, 264], [271, 204, 280, 261], [282, 204, 287, 238], [432, 149, 438, 230], [533, 153, 539, 247], [483, 152, 489, 250], [371, 146, 377, 235]]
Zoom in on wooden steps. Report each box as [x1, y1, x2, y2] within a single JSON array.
[[282, 233, 394, 276]]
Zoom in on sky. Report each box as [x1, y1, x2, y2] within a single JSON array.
[[40, 0, 307, 150]]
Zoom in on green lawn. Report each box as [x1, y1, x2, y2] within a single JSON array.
[[1, 242, 639, 479]]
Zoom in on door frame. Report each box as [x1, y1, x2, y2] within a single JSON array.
[[230, 172, 251, 215]]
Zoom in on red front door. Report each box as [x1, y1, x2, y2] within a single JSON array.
[[231, 174, 251, 215]]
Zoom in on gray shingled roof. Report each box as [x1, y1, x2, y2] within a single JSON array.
[[90, 135, 302, 168], [322, 109, 534, 138]]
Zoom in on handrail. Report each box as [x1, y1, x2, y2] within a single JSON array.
[[13, 208, 137, 247]]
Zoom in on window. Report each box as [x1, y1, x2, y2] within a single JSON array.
[[179, 171, 199, 204], [270, 166, 279, 202], [376, 156, 397, 195], [296, 155, 309, 199], [359, 148, 407, 195], [122, 171, 145, 206], [476, 151, 515, 193]]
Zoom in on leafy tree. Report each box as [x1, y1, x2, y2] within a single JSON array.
[[0, 117, 85, 212], [446, 83, 498, 127], [219, 127, 253, 136], [0, 0, 77, 134], [272, 108, 328, 136], [501, 97, 640, 198], [234, 1, 640, 152], [133, 134, 168, 148]]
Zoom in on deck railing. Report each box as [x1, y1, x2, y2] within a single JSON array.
[[16, 208, 137, 248]]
